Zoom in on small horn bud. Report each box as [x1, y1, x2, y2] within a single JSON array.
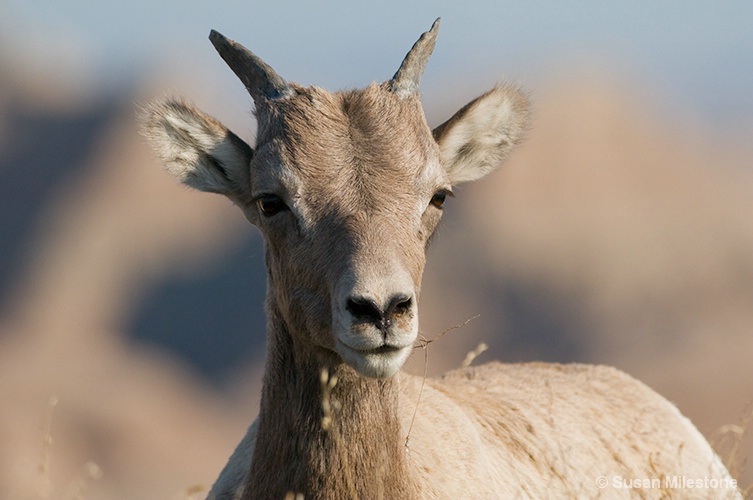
[[390, 18, 440, 98]]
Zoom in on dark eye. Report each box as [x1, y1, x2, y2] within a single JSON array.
[[430, 190, 449, 209], [257, 194, 289, 216]]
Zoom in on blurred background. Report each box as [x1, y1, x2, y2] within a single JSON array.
[[1, 1, 751, 498]]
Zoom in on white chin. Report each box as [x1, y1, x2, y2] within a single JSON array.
[[337, 343, 412, 379]]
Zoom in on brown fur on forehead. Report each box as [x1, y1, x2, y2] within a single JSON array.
[[262, 83, 437, 188]]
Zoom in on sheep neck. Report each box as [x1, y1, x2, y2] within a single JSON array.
[[243, 304, 416, 499]]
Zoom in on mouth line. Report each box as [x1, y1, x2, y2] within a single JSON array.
[[338, 340, 408, 356], [361, 344, 402, 355]]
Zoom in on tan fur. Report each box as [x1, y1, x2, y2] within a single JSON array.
[[141, 25, 739, 500]]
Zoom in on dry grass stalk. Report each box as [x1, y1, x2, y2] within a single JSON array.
[[62, 462, 102, 500], [460, 342, 488, 368], [405, 316, 481, 449], [713, 401, 753, 498], [318, 368, 357, 498], [37, 395, 59, 500], [35, 396, 102, 500], [320, 368, 339, 432], [413, 315, 480, 352]]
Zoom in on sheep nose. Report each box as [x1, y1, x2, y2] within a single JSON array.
[[346, 294, 413, 333]]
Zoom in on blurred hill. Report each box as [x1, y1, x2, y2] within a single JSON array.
[[0, 59, 751, 498]]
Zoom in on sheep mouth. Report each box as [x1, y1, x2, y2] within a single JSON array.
[[361, 344, 403, 355], [335, 339, 413, 379]]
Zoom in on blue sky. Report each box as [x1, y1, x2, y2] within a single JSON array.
[[2, 1, 752, 127]]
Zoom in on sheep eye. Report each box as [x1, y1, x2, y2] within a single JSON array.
[[430, 190, 449, 209], [257, 194, 289, 216]]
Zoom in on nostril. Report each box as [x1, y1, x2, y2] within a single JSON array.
[[346, 294, 413, 332], [387, 294, 413, 317], [346, 296, 383, 323]]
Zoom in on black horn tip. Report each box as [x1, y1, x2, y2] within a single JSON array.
[[207, 29, 292, 102], [208, 29, 230, 51]]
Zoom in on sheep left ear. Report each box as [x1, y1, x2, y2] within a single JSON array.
[[141, 99, 253, 200], [433, 85, 529, 185]]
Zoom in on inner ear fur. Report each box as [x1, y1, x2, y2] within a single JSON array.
[[141, 99, 253, 198], [432, 85, 529, 185]]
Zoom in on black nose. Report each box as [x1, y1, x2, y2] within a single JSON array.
[[346, 294, 413, 332]]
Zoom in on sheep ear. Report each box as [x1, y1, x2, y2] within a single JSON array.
[[433, 85, 529, 185], [141, 99, 253, 199]]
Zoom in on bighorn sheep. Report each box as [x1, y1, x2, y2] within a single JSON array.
[[142, 19, 739, 499]]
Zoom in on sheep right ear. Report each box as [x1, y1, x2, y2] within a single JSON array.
[[141, 99, 253, 200], [433, 85, 529, 185]]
